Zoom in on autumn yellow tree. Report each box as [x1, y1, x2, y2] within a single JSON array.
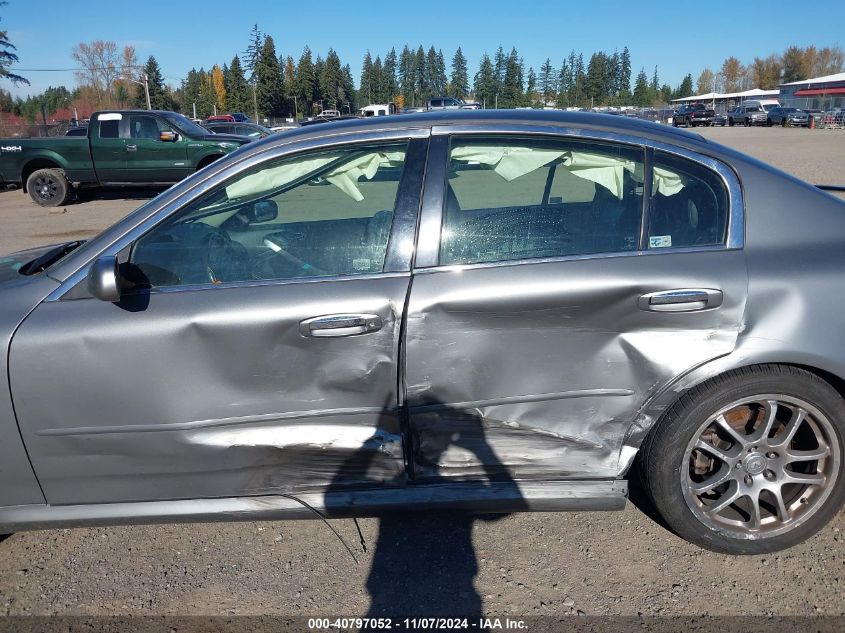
[[211, 65, 226, 110]]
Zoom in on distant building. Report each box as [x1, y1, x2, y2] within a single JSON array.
[[779, 72, 845, 110], [670, 88, 780, 112]]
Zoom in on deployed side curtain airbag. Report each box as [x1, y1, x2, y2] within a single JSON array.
[[450, 145, 685, 199]]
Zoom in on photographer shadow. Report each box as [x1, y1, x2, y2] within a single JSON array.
[[325, 401, 527, 623]]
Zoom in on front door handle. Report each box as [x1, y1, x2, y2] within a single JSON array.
[[126, 144, 138, 152], [299, 314, 383, 338], [638, 289, 723, 312]]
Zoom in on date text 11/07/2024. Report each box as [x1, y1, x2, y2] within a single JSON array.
[[307, 617, 529, 630]]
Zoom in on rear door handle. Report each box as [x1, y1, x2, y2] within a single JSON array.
[[638, 289, 723, 312], [126, 144, 137, 152], [299, 314, 383, 337]]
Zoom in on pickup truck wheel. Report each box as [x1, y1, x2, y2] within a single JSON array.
[[672, 119, 678, 127], [729, 118, 734, 127], [26, 168, 72, 207]]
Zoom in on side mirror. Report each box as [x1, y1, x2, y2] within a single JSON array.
[[246, 199, 278, 223], [159, 130, 178, 142], [87, 255, 121, 302]]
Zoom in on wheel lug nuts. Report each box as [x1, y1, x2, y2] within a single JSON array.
[[744, 475, 753, 485], [764, 469, 776, 480], [766, 452, 778, 459]]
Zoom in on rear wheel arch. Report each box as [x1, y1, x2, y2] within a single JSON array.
[[625, 361, 845, 458], [634, 363, 845, 553], [21, 158, 63, 192]]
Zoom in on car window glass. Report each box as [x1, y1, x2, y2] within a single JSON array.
[[130, 142, 408, 288], [99, 119, 119, 139], [440, 137, 644, 266], [648, 151, 729, 249], [129, 115, 167, 140]]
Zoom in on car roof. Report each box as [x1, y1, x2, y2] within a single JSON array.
[[242, 109, 709, 152]]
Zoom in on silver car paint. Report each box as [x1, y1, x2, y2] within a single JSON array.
[[1, 110, 844, 529]]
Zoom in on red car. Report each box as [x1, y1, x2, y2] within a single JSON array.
[[206, 114, 236, 123]]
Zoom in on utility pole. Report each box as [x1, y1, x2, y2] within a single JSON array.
[[252, 79, 258, 121], [124, 72, 151, 110]]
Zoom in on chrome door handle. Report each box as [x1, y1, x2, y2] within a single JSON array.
[[638, 289, 723, 312], [299, 314, 383, 338]]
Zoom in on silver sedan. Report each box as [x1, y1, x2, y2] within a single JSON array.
[[0, 110, 842, 555]]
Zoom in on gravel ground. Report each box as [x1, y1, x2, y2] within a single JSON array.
[[0, 126, 843, 621]]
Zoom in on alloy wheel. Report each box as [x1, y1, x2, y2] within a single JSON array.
[[683, 394, 840, 539]]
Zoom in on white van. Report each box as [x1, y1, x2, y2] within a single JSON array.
[[742, 99, 780, 112]]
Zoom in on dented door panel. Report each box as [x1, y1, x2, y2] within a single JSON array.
[[405, 250, 747, 480], [10, 275, 409, 504]]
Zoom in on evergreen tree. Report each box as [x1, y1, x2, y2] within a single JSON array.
[[675, 73, 694, 99], [651, 66, 660, 93], [539, 58, 556, 106], [295, 46, 316, 116], [633, 68, 650, 106], [586, 52, 611, 106], [500, 48, 523, 109], [426, 47, 440, 96], [450, 47, 468, 99], [609, 50, 620, 99], [556, 58, 570, 108], [320, 49, 345, 109], [573, 53, 586, 107], [415, 46, 427, 103], [360, 51, 374, 104], [473, 53, 496, 108], [314, 55, 325, 105], [282, 55, 296, 114], [619, 46, 632, 98], [383, 48, 398, 102], [398, 45, 414, 106], [493, 46, 506, 103], [254, 35, 285, 118], [342, 64, 356, 112], [435, 49, 448, 96], [224, 55, 250, 115], [241, 24, 262, 79], [134, 55, 170, 110], [372, 56, 384, 103], [0, 7, 27, 86], [525, 67, 537, 107]]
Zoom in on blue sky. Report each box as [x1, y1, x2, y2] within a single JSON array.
[[3, 0, 840, 98]]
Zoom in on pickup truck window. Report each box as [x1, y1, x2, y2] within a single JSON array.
[[129, 115, 167, 140], [100, 119, 119, 139]]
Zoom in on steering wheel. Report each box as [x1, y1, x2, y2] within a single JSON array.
[[260, 234, 327, 277]]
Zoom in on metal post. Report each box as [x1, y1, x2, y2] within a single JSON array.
[[252, 80, 258, 121], [144, 73, 151, 111], [193, 102, 197, 120]]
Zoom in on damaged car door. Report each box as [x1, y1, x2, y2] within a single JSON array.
[[405, 132, 748, 481], [9, 138, 427, 505]]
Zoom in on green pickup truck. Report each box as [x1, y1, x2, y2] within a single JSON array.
[[0, 110, 251, 207]]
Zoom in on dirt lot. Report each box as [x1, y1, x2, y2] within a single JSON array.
[[0, 126, 843, 623]]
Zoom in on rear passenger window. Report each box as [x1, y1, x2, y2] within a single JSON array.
[[648, 151, 728, 249], [440, 137, 645, 265], [99, 119, 119, 139]]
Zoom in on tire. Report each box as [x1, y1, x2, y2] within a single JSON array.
[[766, 119, 772, 127], [672, 119, 678, 127], [729, 118, 734, 127], [638, 364, 845, 554], [687, 118, 694, 128], [26, 168, 72, 207], [783, 119, 789, 128]]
